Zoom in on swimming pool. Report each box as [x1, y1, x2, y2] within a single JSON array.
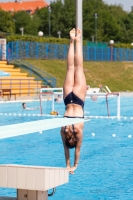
[[0, 96, 133, 200]]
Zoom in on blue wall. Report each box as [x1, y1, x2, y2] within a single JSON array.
[[6, 41, 133, 61]]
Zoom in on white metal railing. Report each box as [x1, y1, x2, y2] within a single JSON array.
[[40, 88, 120, 118]]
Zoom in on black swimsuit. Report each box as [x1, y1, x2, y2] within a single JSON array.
[[64, 92, 84, 108], [64, 92, 84, 118], [64, 116, 84, 119], [63, 93, 84, 130]]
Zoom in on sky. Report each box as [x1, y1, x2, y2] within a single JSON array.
[[0, 0, 132, 12], [103, 0, 133, 12]]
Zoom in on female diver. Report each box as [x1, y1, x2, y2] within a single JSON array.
[[61, 28, 87, 174]]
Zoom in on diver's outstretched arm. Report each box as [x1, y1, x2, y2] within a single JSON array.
[[60, 130, 70, 168], [69, 135, 82, 174]]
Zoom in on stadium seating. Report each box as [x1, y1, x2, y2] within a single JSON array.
[[0, 61, 42, 99]]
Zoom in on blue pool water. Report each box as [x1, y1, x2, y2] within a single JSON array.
[[0, 97, 133, 200]]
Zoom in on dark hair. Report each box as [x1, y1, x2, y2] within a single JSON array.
[[65, 138, 77, 149], [63, 125, 77, 149], [22, 102, 25, 107]]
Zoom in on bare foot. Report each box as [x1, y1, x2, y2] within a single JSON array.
[[69, 28, 75, 41], [75, 28, 81, 41]]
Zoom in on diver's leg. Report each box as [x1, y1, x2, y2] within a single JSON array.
[[63, 28, 75, 99], [73, 28, 87, 100]]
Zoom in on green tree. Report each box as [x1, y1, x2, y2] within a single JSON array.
[[0, 9, 15, 34], [2, 0, 133, 43], [36, 7, 49, 37], [83, 0, 98, 41], [97, 9, 120, 42], [58, 0, 76, 38], [125, 12, 133, 43], [36, 0, 76, 38], [108, 5, 129, 43], [27, 14, 41, 35], [13, 11, 31, 34]]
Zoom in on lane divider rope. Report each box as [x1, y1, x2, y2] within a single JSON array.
[[0, 113, 133, 120]]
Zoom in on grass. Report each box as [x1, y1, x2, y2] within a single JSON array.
[[25, 59, 133, 92]]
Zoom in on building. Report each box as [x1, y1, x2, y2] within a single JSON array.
[[0, 0, 49, 14]]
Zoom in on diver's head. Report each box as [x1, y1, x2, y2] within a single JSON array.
[[64, 126, 77, 149], [22, 102, 26, 109], [65, 138, 77, 149]]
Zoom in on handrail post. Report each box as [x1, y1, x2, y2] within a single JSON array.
[[117, 93, 120, 119], [52, 93, 54, 111], [39, 92, 43, 115], [48, 188, 56, 196], [37, 80, 39, 97]]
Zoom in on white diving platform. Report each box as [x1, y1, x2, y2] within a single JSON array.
[[0, 164, 68, 200]]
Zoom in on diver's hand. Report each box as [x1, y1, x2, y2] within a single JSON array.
[[69, 166, 77, 175], [66, 165, 75, 174]]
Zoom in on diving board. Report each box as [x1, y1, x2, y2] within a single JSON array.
[[0, 164, 68, 200], [0, 117, 89, 140]]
